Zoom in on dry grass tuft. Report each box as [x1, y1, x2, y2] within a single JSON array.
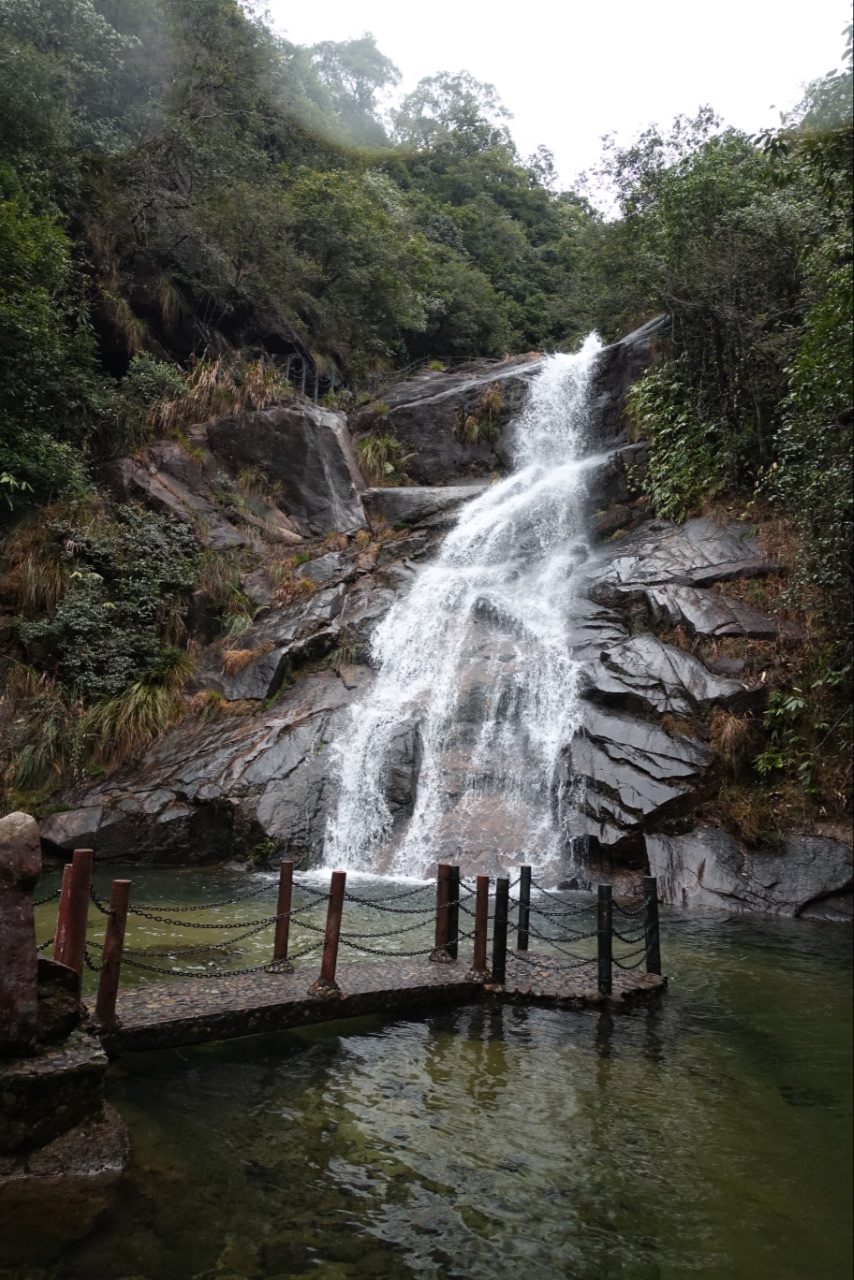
[[710, 709, 758, 770], [221, 640, 275, 676]]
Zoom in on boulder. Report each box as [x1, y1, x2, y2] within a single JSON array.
[[191, 584, 346, 701], [363, 484, 488, 529], [645, 584, 801, 639], [207, 404, 368, 535], [646, 827, 854, 917], [98, 450, 249, 551], [40, 671, 369, 865], [581, 635, 750, 717], [560, 706, 712, 853], [353, 355, 543, 486], [0, 813, 41, 1056], [584, 516, 779, 597]]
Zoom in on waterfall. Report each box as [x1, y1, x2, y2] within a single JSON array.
[[324, 334, 603, 879]]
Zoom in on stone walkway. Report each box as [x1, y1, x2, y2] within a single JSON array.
[[104, 957, 666, 1055]]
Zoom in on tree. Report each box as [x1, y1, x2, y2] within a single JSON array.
[[308, 33, 400, 146]]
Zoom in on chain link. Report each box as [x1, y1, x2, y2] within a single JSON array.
[[33, 886, 62, 907], [612, 928, 646, 945], [341, 891, 434, 916], [613, 900, 646, 919], [37, 936, 55, 953]]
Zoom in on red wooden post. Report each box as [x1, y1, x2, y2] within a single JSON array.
[[95, 879, 131, 1025], [431, 862, 451, 960], [315, 870, 346, 991], [58, 849, 94, 978], [273, 860, 294, 966], [53, 863, 73, 963], [472, 875, 490, 977]]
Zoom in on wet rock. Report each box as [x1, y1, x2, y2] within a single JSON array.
[[645, 584, 801, 639], [560, 707, 711, 852], [297, 551, 356, 585], [363, 484, 488, 529], [0, 1028, 108, 1155], [36, 959, 83, 1045], [581, 635, 749, 717], [646, 828, 854, 916], [0, 1103, 129, 1261], [584, 516, 778, 596], [380, 719, 423, 822], [587, 315, 671, 447], [353, 355, 543, 486], [40, 672, 367, 865], [207, 403, 368, 535], [338, 580, 397, 663], [192, 584, 346, 701], [0, 812, 41, 1056]]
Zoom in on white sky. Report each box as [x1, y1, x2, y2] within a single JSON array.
[[264, 0, 850, 189]]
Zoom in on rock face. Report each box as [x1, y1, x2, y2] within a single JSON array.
[[40, 671, 370, 865], [362, 484, 489, 529], [0, 813, 41, 1056], [99, 438, 303, 549], [588, 315, 671, 446], [352, 355, 543, 486], [34, 324, 850, 919], [646, 828, 853, 918], [207, 404, 368, 535]]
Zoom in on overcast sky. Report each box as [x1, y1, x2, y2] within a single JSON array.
[[265, 0, 850, 188]]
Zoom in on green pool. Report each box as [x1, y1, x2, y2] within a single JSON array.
[[3, 872, 851, 1280]]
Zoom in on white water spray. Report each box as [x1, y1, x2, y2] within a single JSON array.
[[324, 335, 602, 878]]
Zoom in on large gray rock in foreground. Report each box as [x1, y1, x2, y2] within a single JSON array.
[[40, 671, 369, 865], [207, 404, 368, 535], [646, 827, 853, 918]]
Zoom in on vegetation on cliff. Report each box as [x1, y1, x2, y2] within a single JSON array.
[[0, 2, 851, 840]]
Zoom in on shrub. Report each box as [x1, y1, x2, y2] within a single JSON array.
[[355, 433, 411, 485]]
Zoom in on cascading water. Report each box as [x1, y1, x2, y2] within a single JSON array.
[[324, 334, 603, 879]]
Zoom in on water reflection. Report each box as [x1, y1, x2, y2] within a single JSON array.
[[5, 881, 852, 1280]]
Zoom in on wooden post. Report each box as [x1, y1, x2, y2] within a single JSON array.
[[313, 870, 346, 993], [597, 883, 612, 997], [491, 877, 509, 986], [517, 865, 531, 951], [471, 875, 489, 977], [52, 863, 73, 963], [95, 879, 131, 1025], [446, 865, 460, 961], [643, 875, 661, 975], [273, 860, 294, 967], [431, 862, 451, 960], [58, 849, 94, 979]]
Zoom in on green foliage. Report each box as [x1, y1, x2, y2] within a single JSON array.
[[754, 656, 852, 792], [455, 384, 504, 444], [16, 505, 198, 699], [626, 363, 726, 521], [355, 434, 411, 485]]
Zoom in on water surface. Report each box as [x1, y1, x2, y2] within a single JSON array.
[[7, 874, 852, 1280]]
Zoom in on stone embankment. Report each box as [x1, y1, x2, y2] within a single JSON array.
[[37, 323, 852, 920], [0, 813, 129, 1203]]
